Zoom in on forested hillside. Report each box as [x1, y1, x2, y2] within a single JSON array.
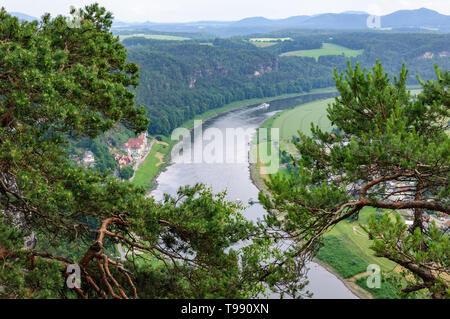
[[323, 32, 450, 77], [1, 3, 449, 302], [124, 32, 449, 135], [126, 41, 334, 134]]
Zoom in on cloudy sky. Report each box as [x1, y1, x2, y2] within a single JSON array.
[[2, 0, 449, 22]]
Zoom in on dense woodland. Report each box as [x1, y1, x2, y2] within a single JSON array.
[[78, 31, 449, 171], [123, 32, 449, 135], [126, 40, 332, 135], [1, 5, 449, 300]]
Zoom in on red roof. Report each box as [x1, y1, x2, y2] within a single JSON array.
[[121, 133, 146, 150]]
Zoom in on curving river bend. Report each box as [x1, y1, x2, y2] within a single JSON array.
[[151, 93, 358, 299]]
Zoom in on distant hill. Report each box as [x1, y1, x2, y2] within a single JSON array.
[[9, 12, 37, 22], [341, 11, 368, 15], [7, 8, 450, 35], [382, 8, 449, 30], [296, 13, 369, 29], [112, 8, 450, 36]]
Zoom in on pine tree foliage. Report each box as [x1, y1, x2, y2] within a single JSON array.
[[0, 5, 298, 299], [261, 61, 449, 299]]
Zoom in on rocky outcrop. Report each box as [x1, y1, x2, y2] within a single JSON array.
[[187, 58, 277, 87], [253, 58, 279, 77]]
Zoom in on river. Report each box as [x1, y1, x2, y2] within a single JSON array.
[[151, 92, 358, 299]]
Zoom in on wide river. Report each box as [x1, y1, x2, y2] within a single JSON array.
[[151, 92, 358, 299]]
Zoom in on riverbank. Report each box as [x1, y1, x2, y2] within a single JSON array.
[[250, 160, 369, 299], [313, 258, 373, 299], [248, 96, 376, 299], [133, 90, 336, 193], [248, 95, 410, 299], [144, 91, 359, 298]]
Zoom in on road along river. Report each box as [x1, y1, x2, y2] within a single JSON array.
[[150, 92, 358, 299]]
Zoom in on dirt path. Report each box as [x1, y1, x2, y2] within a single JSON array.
[[349, 271, 372, 282], [155, 140, 169, 146], [155, 152, 165, 167], [257, 158, 270, 182]]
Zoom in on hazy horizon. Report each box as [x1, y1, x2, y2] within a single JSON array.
[[3, 0, 450, 23]]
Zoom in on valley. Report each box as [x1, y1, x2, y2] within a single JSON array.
[[1, 3, 449, 301]]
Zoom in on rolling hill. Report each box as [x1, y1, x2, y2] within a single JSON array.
[[8, 8, 450, 36], [111, 8, 450, 36]]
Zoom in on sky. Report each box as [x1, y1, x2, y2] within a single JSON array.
[[2, 0, 449, 23]]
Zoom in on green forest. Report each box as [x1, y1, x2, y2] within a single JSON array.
[[0, 3, 449, 302], [123, 32, 449, 135]]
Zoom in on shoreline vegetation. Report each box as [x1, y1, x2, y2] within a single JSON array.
[[249, 93, 424, 299], [248, 96, 372, 300], [132, 89, 337, 192], [132, 88, 400, 299], [132, 89, 371, 297]]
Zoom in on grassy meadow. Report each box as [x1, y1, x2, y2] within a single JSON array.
[[319, 207, 398, 273], [316, 206, 401, 299], [249, 37, 292, 47], [271, 98, 333, 139], [119, 34, 190, 41], [132, 136, 174, 190], [256, 97, 409, 298], [280, 42, 363, 60]]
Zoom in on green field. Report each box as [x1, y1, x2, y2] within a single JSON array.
[[270, 98, 334, 140], [256, 97, 334, 177], [251, 42, 278, 48], [318, 208, 401, 299], [119, 34, 190, 41], [249, 37, 292, 42], [356, 277, 400, 299], [257, 97, 404, 298], [316, 236, 368, 279], [280, 42, 363, 61], [319, 208, 399, 273], [132, 137, 174, 190], [249, 37, 292, 48]]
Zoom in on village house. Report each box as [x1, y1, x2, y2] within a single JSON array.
[[120, 132, 148, 158], [82, 151, 96, 168], [114, 154, 133, 169]]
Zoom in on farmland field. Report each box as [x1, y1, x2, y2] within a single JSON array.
[[280, 42, 363, 60], [317, 207, 402, 299], [119, 34, 190, 41], [133, 138, 173, 190], [270, 98, 334, 140], [133, 92, 308, 189], [249, 37, 292, 42], [249, 37, 292, 47]]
